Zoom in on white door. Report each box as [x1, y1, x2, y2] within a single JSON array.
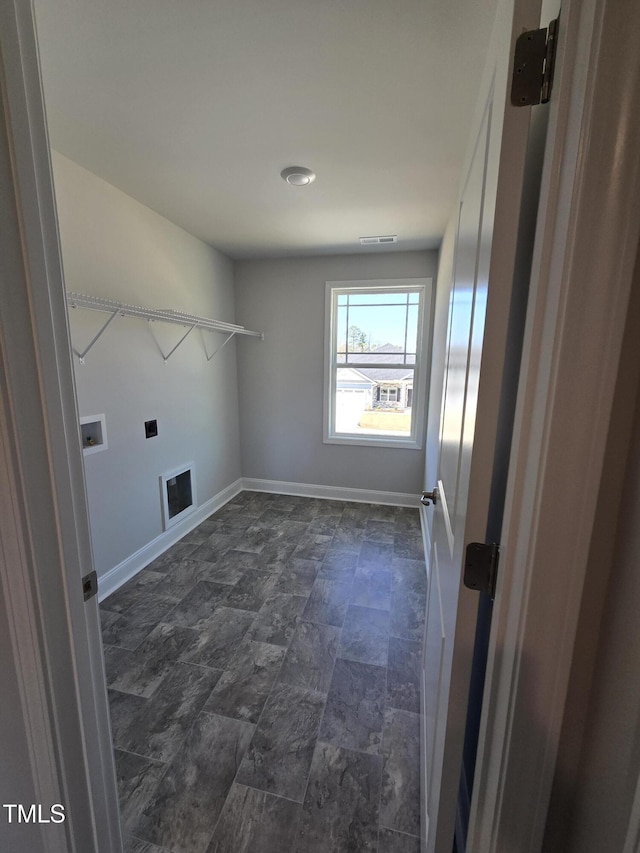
[[422, 0, 546, 849]]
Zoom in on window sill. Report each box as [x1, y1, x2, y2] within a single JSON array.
[[323, 433, 423, 450]]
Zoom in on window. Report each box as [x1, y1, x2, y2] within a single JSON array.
[[324, 279, 431, 449], [379, 387, 399, 402]]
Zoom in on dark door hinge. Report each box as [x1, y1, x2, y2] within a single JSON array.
[[464, 542, 500, 599], [511, 16, 559, 107], [82, 570, 98, 602]]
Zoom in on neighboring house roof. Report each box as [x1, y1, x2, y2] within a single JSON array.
[[335, 366, 374, 384], [343, 344, 414, 383]]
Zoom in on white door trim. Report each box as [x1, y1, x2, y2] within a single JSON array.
[[470, 0, 640, 848], [0, 2, 121, 851]]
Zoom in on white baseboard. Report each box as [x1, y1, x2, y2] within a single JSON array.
[[97, 477, 242, 602], [241, 477, 419, 508]]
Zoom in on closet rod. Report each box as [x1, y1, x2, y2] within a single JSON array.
[[66, 291, 263, 338]]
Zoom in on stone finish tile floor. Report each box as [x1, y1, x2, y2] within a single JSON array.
[[101, 492, 427, 853]]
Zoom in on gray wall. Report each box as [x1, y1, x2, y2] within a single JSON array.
[[234, 251, 438, 495], [53, 153, 242, 577]]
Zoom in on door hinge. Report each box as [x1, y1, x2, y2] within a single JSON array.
[[511, 16, 559, 107], [82, 570, 98, 602], [464, 542, 500, 599]]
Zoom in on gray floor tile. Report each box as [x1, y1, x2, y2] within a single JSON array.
[[179, 526, 211, 546], [274, 559, 318, 596], [319, 657, 386, 754], [256, 538, 299, 571], [164, 581, 230, 630], [101, 593, 183, 651], [102, 570, 166, 613], [377, 827, 421, 852], [233, 526, 276, 553], [278, 621, 341, 693], [104, 494, 428, 849], [390, 590, 426, 642], [287, 503, 318, 522], [393, 508, 422, 534], [294, 742, 382, 853], [387, 637, 421, 713], [180, 607, 255, 670], [331, 526, 364, 552], [146, 541, 198, 574], [100, 608, 122, 633], [235, 495, 264, 517], [197, 552, 259, 585], [108, 689, 147, 744], [272, 519, 310, 541], [222, 569, 278, 612], [132, 713, 254, 853], [292, 533, 333, 562], [247, 592, 306, 646], [358, 540, 394, 571], [339, 605, 390, 667], [313, 499, 345, 517], [307, 515, 342, 536], [207, 784, 301, 853], [190, 535, 241, 564], [368, 504, 400, 523], [114, 749, 166, 835], [302, 578, 351, 627], [317, 550, 358, 581], [351, 566, 393, 610], [235, 683, 325, 801], [203, 641, 286, 723], [151, 559, 210, 604], [108, 624, 196, 698], [114, 662, 222, 762], [125, 837, 168, 853], [393, 532, 424, 560], [364, 519, 396, 544], [340, 502, 371, 527], [380, 708, 421, 836], [251, 508, 293, 528], [104, 644, 135, 688], [391, 557, 427, 597]]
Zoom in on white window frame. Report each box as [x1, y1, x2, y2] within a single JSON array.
[[379, 387, 399, 402], [324, 278, 432, 449]]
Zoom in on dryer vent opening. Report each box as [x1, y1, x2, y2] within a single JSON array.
[[161, 464, 196, 529]]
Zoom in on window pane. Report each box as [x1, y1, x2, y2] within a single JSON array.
[[346, 291, 410, 306], [334, 367, 414, 438], [406, 304, 420, 352], [345, 304, 407, 351], [336, 305, 348, 354], [345, 350, 416, 365]]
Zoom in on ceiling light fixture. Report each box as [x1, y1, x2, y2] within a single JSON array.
[[281, 166, 316, 186]]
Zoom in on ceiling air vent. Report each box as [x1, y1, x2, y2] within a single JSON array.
[[360, 235, 398, 245]]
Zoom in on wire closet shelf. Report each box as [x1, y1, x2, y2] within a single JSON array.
[[66, 291, 263, 364]]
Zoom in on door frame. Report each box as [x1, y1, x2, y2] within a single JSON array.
[[469, 0, 640, 848], [0, 2, 121, 851], [1, 0, 639, 851]]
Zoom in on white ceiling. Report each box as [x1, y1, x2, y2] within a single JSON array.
[[34, 0, 498, 259]]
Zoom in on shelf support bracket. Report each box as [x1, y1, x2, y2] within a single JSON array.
[[203, 331, 236, 362], [148, 321, 198, 363], [73, 309, 120, 364]]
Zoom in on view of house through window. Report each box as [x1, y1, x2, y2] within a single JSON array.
[[326, 282, 428, 447]]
